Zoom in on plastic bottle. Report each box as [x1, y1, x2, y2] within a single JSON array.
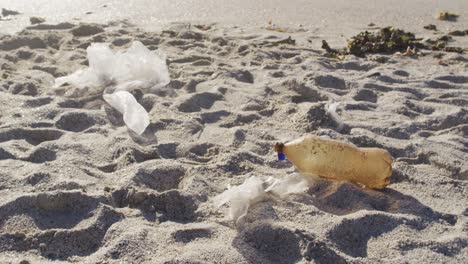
[[274, 135, 392, 189]]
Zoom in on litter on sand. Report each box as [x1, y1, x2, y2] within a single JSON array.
[[215, 133, 393, 224], [214, 174, 311, 225], [436, 11, 459, 21], [55, 41, 170, 135], [275, 135, 393, 189], [54, 41, 169, 91], [326, 102, 344, 132], [103, 91, 149, 135]]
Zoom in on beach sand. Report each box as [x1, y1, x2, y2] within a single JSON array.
[[0, 2, 467, 263]]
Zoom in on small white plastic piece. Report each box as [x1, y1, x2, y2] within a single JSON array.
[[214, 174, 311, 224], [214, 176, 266, 225], [264, 173, 310, 197], [103, 91, 149, 135], [326, 102, 344, 132]]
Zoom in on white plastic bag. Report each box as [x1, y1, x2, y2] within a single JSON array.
[[214, 174, 311, 224], [214, 176, 266, 225], [54, 41, 170, 135], [54, 41, 170, 90], [113, 41, 170, 90]]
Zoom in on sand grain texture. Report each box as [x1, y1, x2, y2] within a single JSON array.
[[0, 21, 467, 263]]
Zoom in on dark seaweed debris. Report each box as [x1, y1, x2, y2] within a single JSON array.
[[449, 30, 468, 37], [427, 35, 465, 53], [194, 24, 211, 31], [321, 40, 346, 59], [270, 36, 296, 46], [30, 17, 46, 25], [425, 35, 451, 49], [437, 12, 459, 21], [347, 27, 422, 56], [1, 8, 20, 17], [321, 40, 338, 54], [322, 27, 466, 57], [424, 24, 437, 31]]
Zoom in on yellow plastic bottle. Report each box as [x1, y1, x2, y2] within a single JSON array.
[[274, 135, 392, 189]]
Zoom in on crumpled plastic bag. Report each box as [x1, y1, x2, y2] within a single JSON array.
[[264, 173, 311, 197], [103, 91, 149, 135], [54, 41, 170, 135], [214, 174, 311, 224], [55, 41, 170, 91]]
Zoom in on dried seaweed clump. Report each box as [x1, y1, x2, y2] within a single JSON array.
[[425, 35, 464, 53], [271, 36, 295, 46], [322, 26, 466, 57], [437, 12, 459, 21], [448, 30, 468, 37], [194, 24, 211, 31], [347, 27, 419, 56], [424, 24, 437, 31], [30, 17, 46, 25], [321, 40, 348, 59]]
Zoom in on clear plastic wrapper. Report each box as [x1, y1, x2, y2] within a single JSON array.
[[214, 174, 310, 224], [54, 41, 170, 135]]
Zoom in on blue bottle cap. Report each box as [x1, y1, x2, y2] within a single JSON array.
[[278, 153, 286, 160]]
